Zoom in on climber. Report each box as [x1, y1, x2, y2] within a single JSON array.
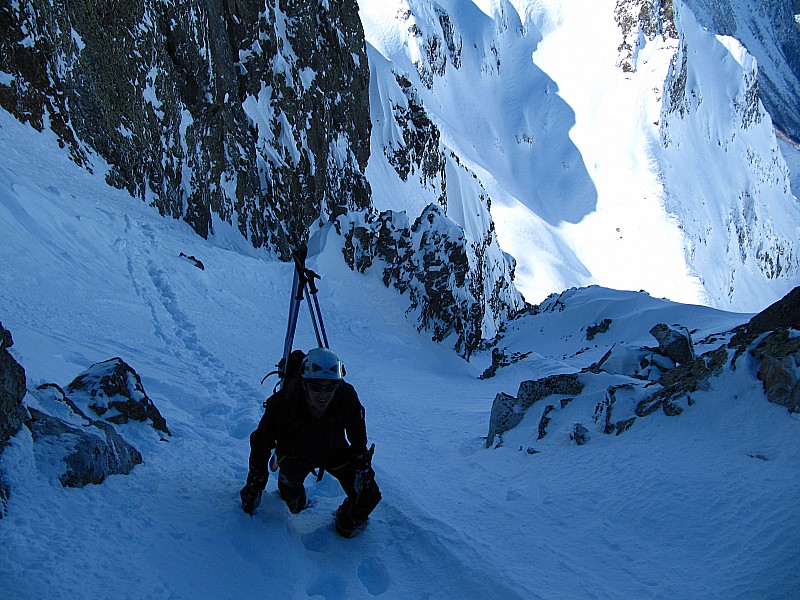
[[239, 347, 381, 538]]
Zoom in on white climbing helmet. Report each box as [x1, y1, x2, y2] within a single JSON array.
[[301, 348, 345, 381]]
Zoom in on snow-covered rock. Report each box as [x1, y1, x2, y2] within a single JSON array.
[[485, 285, 800, 449], [336, 205, 522, 357], [26, 392, 142, 489], [1, 332, 153, 500], [66, 358, 171, 437]]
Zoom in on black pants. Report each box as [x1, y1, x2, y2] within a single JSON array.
[[276, 447, 381, 522]]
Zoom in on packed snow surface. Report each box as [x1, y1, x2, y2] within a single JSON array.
[[1, 102, 799, 599]]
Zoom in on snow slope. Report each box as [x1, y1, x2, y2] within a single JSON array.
[[1, 106, 799, 598]]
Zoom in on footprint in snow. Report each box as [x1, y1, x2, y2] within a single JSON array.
[[357, 557, 391, 596]]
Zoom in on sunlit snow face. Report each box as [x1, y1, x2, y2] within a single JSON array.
[[302, 379, 339, 415]]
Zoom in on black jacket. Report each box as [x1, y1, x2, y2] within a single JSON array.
[[249, 378, 369, 477]]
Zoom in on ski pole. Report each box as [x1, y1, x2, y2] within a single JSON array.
[[278, 249, 305, 390]]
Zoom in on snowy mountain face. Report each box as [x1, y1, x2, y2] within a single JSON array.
[[359, 0, 800, 313], [658, 2, 800, 307], [683, 0, 800, 142]]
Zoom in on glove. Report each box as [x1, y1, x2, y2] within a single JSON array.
[[353, 444, 375, 497], [240, 472, 268, 514], [353, 443, 375, 471]]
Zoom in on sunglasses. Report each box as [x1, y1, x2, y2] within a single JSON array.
[[305, 381, 339, 394]]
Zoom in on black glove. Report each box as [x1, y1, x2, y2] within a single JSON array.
[[240, 472, 268, 515], [353, 444, 375, 497], [353, 444, 375, 471]]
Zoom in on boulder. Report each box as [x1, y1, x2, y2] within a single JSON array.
[[486, 374, 583, 447], [486, 392, 519, 448], [570, 423, 590, 446], [751, 329, 800, 413], [66, 358, 171, 436], [649, 323, 696, 365], [517, 374, 584, 408], [27, 404, 142, 487]]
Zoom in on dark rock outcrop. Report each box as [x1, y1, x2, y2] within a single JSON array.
[[0, 322, 26, 450], [338, 206, 521, 359], [634, 290, 799, 418], [743, 286, 800, 335], [486, 373, 583, 448], [179, 252, 204, 270], [479, 347, 532, 379], [586, 318, 612, 340], [752, 330, 800, 413], [0, 0, 370, 257], [0, 322, 28, 517]]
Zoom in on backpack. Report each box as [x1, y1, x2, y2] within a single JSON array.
[[262, 349, 307, 401], [282, 349, 307, 383]]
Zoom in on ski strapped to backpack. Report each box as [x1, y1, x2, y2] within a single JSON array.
[[262, 243, 331, 398]]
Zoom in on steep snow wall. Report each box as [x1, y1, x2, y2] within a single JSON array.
[[659, 1, 800, 308], [682, 0, 800, 143]]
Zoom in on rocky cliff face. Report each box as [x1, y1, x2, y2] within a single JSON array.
[[615, 0, 677, 72], [357, 1, 529, 351], [338, 204, 519, 358], [0, 0, 371, 258]]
